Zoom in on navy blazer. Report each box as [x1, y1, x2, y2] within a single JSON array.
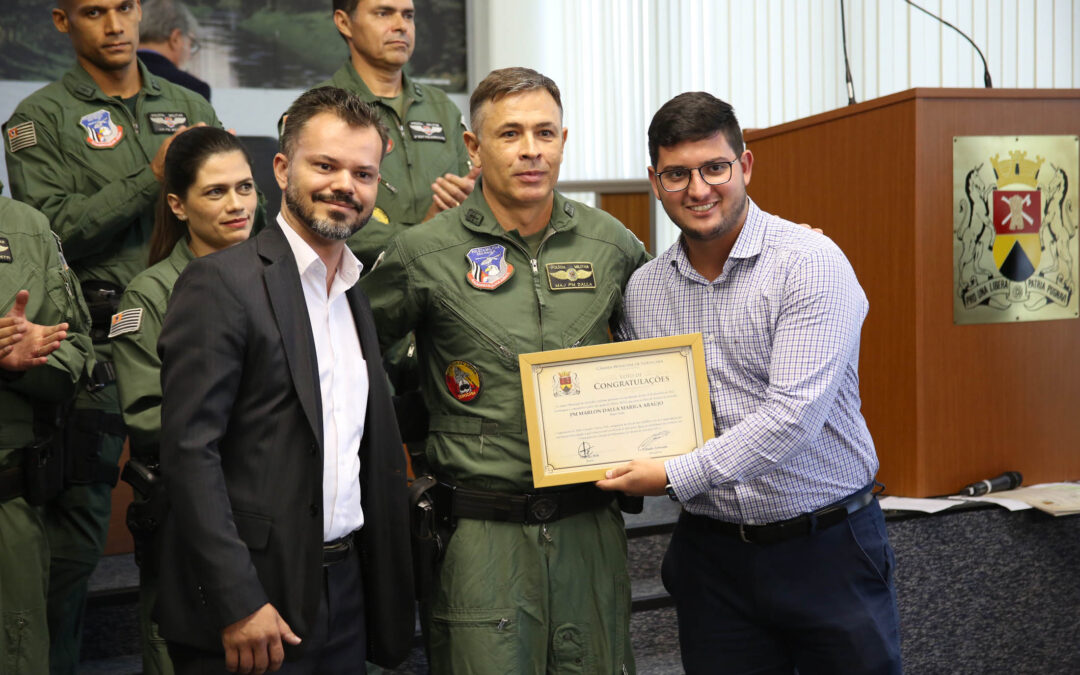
[[156, 223, 414, 666]]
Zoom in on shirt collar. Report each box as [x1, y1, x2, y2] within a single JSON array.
[[65, 59, 162, 102], [457, 177, 579, 238], [670, 197, 766, 283], [276, 212, 363, 288]]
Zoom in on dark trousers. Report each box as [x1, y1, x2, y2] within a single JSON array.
[[168, 543, 366, 674], [663, 499, 902, 675]]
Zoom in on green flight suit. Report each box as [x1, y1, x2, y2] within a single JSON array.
[[316, 61, 471, 269], [3, 61, 219, 675], [0, 196, 93, 675], [359, 185, 648, 674], [111, 239, 192, 675]]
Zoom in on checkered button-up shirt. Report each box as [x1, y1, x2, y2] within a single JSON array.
[[617, 200, 878, 524]]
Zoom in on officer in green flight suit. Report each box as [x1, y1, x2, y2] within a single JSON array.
[[1, 192, 94, 675], [318, 0, 478, 269], [359, 68, 648, 675], [3, 1, 220, 671]]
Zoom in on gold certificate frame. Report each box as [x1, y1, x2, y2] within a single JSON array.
[[519, 334, 715, 488]]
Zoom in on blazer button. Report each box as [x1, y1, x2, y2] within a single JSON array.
[[309, 503, 319, 517], [308, 443, 317, 456]]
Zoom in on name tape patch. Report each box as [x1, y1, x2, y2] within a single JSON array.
[[408, 120, 446, 142], [546, 262, 596, 290]]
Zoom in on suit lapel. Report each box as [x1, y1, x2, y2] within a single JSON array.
[[258, 226, 324, 448]]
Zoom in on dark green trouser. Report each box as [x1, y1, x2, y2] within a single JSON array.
[[426, 502, 634, 675], [44, 414, 123, 675], [0, 494, 50, 675], [137, 562, 174, 675]]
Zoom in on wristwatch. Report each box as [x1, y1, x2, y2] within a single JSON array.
[[664, 483, 678, 502]]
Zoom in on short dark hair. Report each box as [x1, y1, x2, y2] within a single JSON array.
[[332, 0, 360, 14], [279, 86, 389, 161], [149, 127, 251, 265], [469, 67, 562, 136], [647, 92, 744, 167]]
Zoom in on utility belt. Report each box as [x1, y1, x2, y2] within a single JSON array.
[[408, 476, 616, 600], [81, 279, 123, 344], [64, 408, 125, 487], [441, 482, 616, 525], [0, 438, 62, 505], [681, 484, 877, 546], [0, 401, 70, 505]]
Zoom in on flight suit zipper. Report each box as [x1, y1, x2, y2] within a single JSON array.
[[506, 229, 557, 350], [437, 296, 516, 365]]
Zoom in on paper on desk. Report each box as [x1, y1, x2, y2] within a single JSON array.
[[878, 496, 958, 514], [947, 495, 1033, 511], [982, 483, 1080, 516]]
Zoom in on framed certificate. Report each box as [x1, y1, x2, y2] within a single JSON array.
[[519, 334, 714, 488]]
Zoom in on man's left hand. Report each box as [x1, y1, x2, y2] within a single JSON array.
[[596, 458, 669, 497], [425, 166, 482, 218]]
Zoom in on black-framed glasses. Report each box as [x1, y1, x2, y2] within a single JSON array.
[[655, 159, 737, 192]]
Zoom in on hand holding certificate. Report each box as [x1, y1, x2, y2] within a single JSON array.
[[519, 334, 715, 487]]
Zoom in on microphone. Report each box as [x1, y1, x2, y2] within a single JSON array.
[[961, 471, 1022, 497], [839, 0, 857, 105], [905, 0, 993, 88]]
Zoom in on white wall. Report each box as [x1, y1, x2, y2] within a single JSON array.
[[467, 0, 1080, 248], [3, 1, 1078, 247]]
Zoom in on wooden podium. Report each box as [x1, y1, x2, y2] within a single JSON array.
[[744, 88, 1080, 497]]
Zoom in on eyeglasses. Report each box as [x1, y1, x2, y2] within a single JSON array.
[[655, 159, 738, 192]]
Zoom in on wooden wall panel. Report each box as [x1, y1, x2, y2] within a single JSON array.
[[745, 89, 1080, 496], [600, 192, 652, 253]]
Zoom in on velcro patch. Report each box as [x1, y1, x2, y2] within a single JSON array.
[[7, 121, 37, 153], [147, 112, 188, 134], [108, 308, 143, 338], [546, 262, 596, 290], [408, 120, 446, 142], [0, 237, 12, 263]]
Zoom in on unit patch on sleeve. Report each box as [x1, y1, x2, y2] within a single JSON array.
[[545, 262, 596, 290], [408, 121, 446, 142], [466, 244, 514, 290], [6, 121, 37, 153], [79, 110, 124, 148], [147, 112, 188, 134], [0, 237, 12, 263], [108, 308, 143, 338]]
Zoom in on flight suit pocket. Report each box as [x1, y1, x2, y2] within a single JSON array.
[[232, 511, 273, 551], [428, 606, 520, 674]]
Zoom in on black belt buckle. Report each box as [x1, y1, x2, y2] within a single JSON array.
[[525, 494, 559, 524], [322, 532, 354, 567]]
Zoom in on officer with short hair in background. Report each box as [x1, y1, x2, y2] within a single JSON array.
[[3, 1, 220, 670]]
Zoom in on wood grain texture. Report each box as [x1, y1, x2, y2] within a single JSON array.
[[745, 88, 1080, 496]]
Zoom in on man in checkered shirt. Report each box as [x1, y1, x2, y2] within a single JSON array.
[[597, 92, 902, 675]]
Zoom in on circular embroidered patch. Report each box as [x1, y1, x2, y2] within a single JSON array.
[[445, 360, 482, 403]]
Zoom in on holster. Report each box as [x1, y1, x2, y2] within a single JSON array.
[[64, 409, 124, 487], [21, 437, 65, 505], [21, 401, 69, 505], [408, 475, 455, 601], [81, 279, 123, 344]]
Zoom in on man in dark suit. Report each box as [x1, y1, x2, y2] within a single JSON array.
[[156, 86, 414, 674], [137, 0, 212, 101]]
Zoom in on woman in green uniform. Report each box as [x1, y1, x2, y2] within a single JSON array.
[[111, 127, 257, 675]]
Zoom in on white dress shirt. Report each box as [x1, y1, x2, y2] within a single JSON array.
[[278, 214, 368, 541]]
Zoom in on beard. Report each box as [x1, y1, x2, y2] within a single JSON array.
[[284, 183, 370, 241], [678, 192, 749, 243]]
